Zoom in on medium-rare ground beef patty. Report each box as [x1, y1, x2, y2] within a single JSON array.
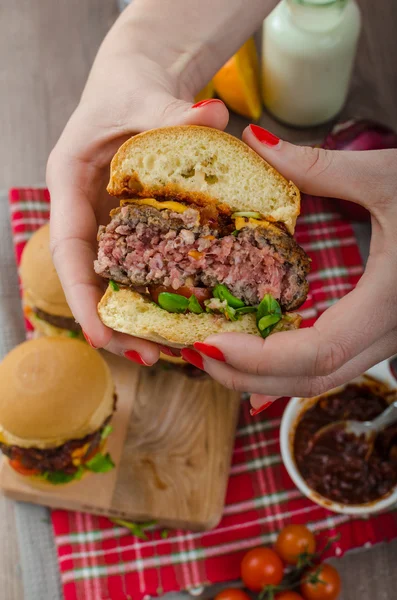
[[33, 308, 81, 334], [95, 203, 310, 311]]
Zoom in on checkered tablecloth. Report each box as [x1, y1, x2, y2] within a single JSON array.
[[9, 121, 397, 600]]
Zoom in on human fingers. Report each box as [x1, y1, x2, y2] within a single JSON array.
[[195, 253, 395, 380], [47, 152, 160, 363], [185, 326, 397, 399], [242, 124, 397, 216]]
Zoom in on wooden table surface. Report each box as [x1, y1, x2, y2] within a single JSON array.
[[0, 1, 396, 599]]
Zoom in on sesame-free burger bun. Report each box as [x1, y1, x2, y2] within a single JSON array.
[[0, 338, 114, 449], [107, 125, 300, 235], [20, 223, 73, 318], [98, 287, 301, 349]]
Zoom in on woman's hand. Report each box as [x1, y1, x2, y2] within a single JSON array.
[[46, 67, 226, 363], [46, 9, 223, 361], [184, 124, 397, 412], [46, 0, 273, 361]]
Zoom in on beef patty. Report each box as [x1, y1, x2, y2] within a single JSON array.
[[33, 307, 81, 334], [95, 203, 310, 311]]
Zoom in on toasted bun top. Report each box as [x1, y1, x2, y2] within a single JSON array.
[[0, 338, 114, 449], [107, 126, 300, 234], [20, 223, 73, 317]]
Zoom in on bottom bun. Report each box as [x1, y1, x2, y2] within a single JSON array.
[[98, 287, 299, 348]]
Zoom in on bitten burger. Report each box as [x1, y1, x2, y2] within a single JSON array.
[[95, 126, 310, 348]]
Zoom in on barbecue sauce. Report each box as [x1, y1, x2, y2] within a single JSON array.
[[293, 383, 397, 505]]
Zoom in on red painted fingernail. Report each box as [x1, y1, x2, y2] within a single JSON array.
[[250, 401, 273, 417], [192, 99, 224, 109], [159, 345, 180, 357], [124, 350, 150, 366], [180, 348, 204, 370], [193, 342, 225, 362], [83, 331, 98, 349], [249, 124, 280, 147]]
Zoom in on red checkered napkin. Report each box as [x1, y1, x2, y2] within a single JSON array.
[[9, 121, 397, 600]]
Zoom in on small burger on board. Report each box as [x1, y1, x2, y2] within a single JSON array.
[[0, 337, 116, 485]]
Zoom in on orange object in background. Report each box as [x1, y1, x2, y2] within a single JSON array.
[[194, 80, 215, 104], [213, 37, 262, 121]]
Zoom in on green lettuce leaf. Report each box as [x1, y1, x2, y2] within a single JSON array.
[[42, 466, 84, 485], [101, 425, 113, 441], [110, 519, 157, 540], [109, 280, 120, 292], [256, 294, 282, 338], [187, 295, 204, 314], [85, 452, 115, 473]]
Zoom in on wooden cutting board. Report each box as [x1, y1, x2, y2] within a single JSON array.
[[0, 352, 241, 531]]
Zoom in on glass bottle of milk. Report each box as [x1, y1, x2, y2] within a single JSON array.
[[118, 0, 132, 10], [262, 0, 361, 127]]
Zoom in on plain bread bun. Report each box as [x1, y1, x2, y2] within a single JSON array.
[[107, 126, 300, 234], [98, 286, 262, 348], [20, 223, 73, 318], [0, 338, 114, 449]]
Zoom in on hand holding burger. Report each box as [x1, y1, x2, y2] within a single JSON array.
[[46, 0, 271, 363], [94, 126, 310, 347], [189, 125, 397, 413]]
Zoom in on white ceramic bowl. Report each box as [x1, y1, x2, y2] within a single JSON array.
[[280, 359, 397, 515]]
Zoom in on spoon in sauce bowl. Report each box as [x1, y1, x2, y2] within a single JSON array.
[[313, 400, 397, 459]]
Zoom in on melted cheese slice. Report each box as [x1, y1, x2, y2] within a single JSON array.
[[72, 442, 90, 466], [234, 216, 270, 230], [122, 198, 189, 214]]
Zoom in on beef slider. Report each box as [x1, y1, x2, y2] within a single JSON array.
[[0, 338, 116, 485], [95, 126, 310, 348]]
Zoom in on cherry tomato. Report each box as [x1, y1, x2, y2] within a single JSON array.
[[9, 459, 40, 477], [275, 525, 316, 565], [275, 593, 305, 600], [241, 547, 284, 591], [149, 285, 211, 307], [301, 564, 341, 600], [215, 589, 251, 600]]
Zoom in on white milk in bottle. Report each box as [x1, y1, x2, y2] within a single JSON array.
[[262, 0, 361, 127]]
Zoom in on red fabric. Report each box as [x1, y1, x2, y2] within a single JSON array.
[[8, 121, 397, 600]]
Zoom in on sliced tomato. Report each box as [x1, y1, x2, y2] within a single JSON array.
[[149, 285, 211, 308], [84, 443, 102, 463], [9, 459, 41, 477]]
